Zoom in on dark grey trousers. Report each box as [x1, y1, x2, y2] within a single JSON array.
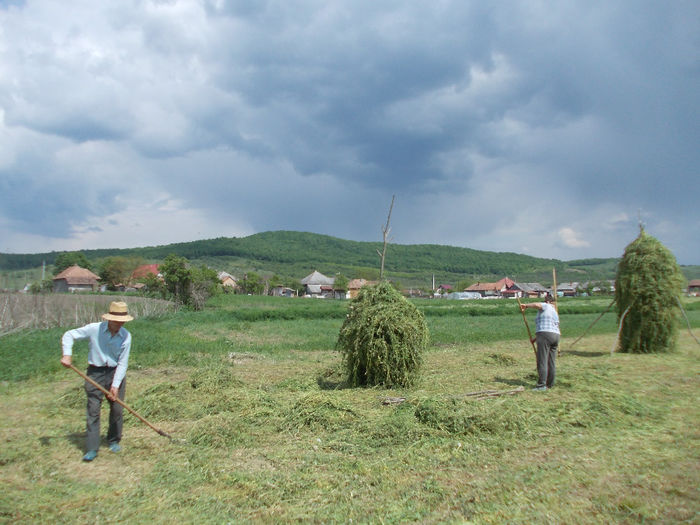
[[535, 331, 560, 388], [84, 366, 126, 451]]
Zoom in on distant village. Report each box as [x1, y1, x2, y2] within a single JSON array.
[[44, 263, 676, 299]]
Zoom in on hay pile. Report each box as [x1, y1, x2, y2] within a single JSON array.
[[336, 281, 429, 388]]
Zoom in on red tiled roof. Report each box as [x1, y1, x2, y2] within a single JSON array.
[[347, 278, 367, 289], [131, 264, 160, 279], [495, 277, 515, 288], [465, 282, 500, 292], [466, 277, 514, 292]]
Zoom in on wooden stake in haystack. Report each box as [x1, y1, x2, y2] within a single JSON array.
[[377, 195, 395, 280]]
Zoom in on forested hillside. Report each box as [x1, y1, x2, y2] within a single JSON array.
[[1, 230, 697, 290]]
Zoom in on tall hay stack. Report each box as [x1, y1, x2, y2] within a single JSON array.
[[615, 228, 685, 353], [337, 281, 428, 388]]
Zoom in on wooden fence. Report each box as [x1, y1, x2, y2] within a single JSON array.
[[0, 293, 176, 336]]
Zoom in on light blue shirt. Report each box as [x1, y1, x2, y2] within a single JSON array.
[[535, 303, 560, 335], [62, 321, 131, 388]]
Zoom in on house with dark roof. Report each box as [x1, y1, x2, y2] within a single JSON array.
[[503, 282, 548, 298], [270, 286, 296, 297], [301, 270, 335, 297], [557, 282, 579, 297], [53, 265, 100, 293]]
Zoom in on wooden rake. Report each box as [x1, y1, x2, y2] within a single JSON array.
[[67, 364, 183, 443], [516, 297, 537, 355]]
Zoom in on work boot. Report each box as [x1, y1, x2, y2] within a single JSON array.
[[82, 450, 98, 462]]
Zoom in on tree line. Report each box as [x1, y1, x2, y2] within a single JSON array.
[[0, 230, 623, 282]]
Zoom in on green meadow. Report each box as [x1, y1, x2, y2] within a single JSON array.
[[1, 295, 698, 524]]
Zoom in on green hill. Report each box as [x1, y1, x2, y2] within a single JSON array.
[[1, 230, 697, 291]]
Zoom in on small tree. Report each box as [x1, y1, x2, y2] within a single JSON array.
[[268, 274, 284, 291], [29, 279, 53, 294], [239, 272, 264, 295], [336, 281, 429, 388], [99, 256, 140, 290], [158, 255, 220, 309], [615, 228, 685, 353], [141, 273, 166, 297], [160, 254, 193, 306], [53, 252, 91, 274], [190, 265, 221, 310], [334, 273, 349, 294]]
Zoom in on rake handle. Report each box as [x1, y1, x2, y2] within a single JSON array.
[[67, 363, 172, 439], [516, 297, 537, 355], [552, 268, 560, 356]]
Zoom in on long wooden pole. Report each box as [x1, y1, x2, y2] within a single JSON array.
[[516, 297, 537, 355], [377, 194, 395, 280], [568, 298, 616, 350], [611, 304, 632, 355], [68, 364, 173, 440], [552, 268, 561, 356]]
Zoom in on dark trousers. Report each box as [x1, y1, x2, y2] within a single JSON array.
[[535, 331, 560, 388], [84, 366, 126, 451]]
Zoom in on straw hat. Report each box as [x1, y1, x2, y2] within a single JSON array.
[[102, 301, 134, 322]]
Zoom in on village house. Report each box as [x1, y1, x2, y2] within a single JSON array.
[[557, 282, 578, 297], [123, 264, 162, 291], [688, 279, 700, 296], [131, 264, 161, 282], [52, 265, 100, 293], [301, 270, 335, 297], [218, 271, 238, 290], [502, 282, 548, 299], [465, 277, 515, 298], [435, 284, 453, 297], [347, 278, 375, 299], [576, 280, 616, 295], [270, 286, 296, 297]]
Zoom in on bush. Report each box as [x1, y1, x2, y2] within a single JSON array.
[[615, 228, 685, 353], [336, 281, 429, 388]]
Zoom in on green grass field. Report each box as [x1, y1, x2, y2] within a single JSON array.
[[1, 295, 698, 523]]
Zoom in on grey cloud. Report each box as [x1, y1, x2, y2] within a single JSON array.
[[0, 1, 697, 264]]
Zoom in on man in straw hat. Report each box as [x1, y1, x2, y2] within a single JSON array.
[[60, 301, 134, 461]]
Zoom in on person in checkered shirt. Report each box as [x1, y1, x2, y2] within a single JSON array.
[[520, 294, 560, 391]]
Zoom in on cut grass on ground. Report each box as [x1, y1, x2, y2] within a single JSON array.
[[1, 330, 698, 524]]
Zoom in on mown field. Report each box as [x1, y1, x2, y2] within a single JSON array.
[[1, 295, 698, 524]]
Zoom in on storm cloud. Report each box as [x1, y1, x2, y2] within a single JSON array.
[[1, 0, 698, 263]]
